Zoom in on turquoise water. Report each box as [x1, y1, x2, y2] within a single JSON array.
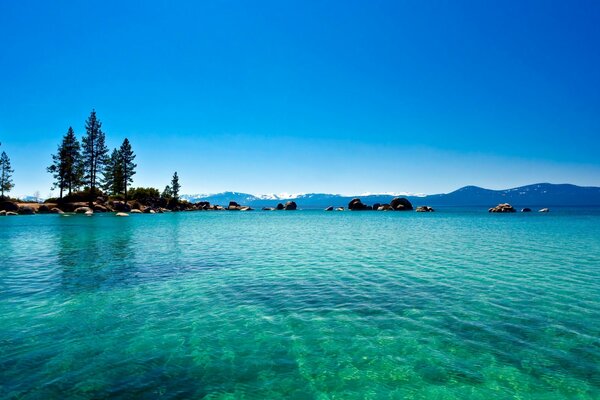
[[1, 209, 599, 399]]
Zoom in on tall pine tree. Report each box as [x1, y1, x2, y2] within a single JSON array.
[[82, 110, 109, 206], [0, 151, 14, 199], [48, 127, 83, 199], [171, 172, 180, 202], [119, 138, 136, 201], [103, 148, 124, 196]]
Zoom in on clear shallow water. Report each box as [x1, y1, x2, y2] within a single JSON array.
[[1, 209, 599, 399]]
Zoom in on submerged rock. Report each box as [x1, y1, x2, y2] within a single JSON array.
[[521, 208, 532, 212], [390, 197, 413, 211], [539, 208, 550, 213], [262, 207, 275, 211], [489, 203, 516, 213], [416, 206, 435, 212]]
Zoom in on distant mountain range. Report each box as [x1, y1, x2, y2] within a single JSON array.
[[181, 183, 600, 208]]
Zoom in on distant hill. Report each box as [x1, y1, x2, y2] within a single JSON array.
[[181, 183, 600, 209]]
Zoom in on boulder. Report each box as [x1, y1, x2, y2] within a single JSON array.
[[115, 212, 129, 217], [74, 207, 92, 214], [539, 208, 550, 213], [93, 204, 109, 213], [111, 201, 131, 212], [521, 208, 532, 212], [240, 206, 253, 211], [50, 208, 64, 214], [18, 206, 36, 215], [262, 207, 275, 211], [0, 201, 19, 212], [336, 207, 344, 211], [416, 206, 435, 212], [390, 197, 413, 211], [489, 203, 516, 213], [284, 201, 297, 210], [377, 204, 392, 211], [348, 198, 368, 211], [275, 203, 284, 210], [325, 206, 334, 211], [372, 203, 381, 210], [38, 205, 51, 214], [6, 211, 18, 216], [85, 210, 94, 216], [130, 209, 143, 214], [0, 210, 6, 216]]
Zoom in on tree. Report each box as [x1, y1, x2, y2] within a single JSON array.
[[0, 151, 14, 199], [161, 185, 172, 199], [82, 110, 109, 206], [119, 138, 136, 201], [48, 127, 83, 199], [103, 148, 124, 196], [171, 172, 180, 201]]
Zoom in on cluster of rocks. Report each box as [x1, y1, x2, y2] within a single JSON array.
[[262, 201, 297, 211], [324, 197, 423, 212], [489, 204, 550, 213], [416, 206, 435, 212]]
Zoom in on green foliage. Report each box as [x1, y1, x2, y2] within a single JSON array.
[[161, 185, 173, 199], [0, 151, 14, 199], [171, 172, 180, 201], [119, 138, 136, 200], [60, 187, 104, 203], [103, 148, 125, 196], [47, 126, 84, 198], [82, 110, 109, 204], [129, 187, 160, 203]]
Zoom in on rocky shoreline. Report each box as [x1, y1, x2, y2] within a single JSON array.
[[0, 198, 550, 216]]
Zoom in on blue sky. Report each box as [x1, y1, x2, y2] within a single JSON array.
[[1, 0, 599, 197]]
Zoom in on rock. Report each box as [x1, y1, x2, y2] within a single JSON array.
[[521, 208, 532, 212], [38, 205, 50, 214], [0, 201, 19, 212], [50, 208, 64, 214], [85, 210, 94, 216], [377, 204, 392, 211], [74, 206, 92, 214], [93, 204, 109, 213], [6, 211, 18, 216], [372, 203, 381, 210], [539, 208, 550, 213], [130, 209, 142, 214], [0, 210, 6, 216], [111, 201, 131, 212], [336, 207, 344, 211], [489, 203, 516, 213], [348, 198, 368, 211], [240, 206, 253, 211], [325, 206, 334, 211], [130, 201, 142, 211], [284, 201, 297, 210], [115, 212, 129, 217], [390, 197, 413, 211], [228, 201, 240, 210], [18, 206, 36, 215], [416, 206, 435, 212], [275, 203, 284, 210], [96, 196, 106, 204], [262, 207, 275, 211]]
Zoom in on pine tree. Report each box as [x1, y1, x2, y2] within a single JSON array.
[[171, 172, 180, 201], [161, 185, 172, 199], [119, 138, 136, 201], [48, 127, 83, 199], [82, 110, 109, 206], [0, 151, 14, 199], [103, 148, 124, 196]]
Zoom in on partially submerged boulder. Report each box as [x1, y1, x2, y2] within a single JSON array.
[[38, 205, 51, 214], [377, 204, 392, 211], [50, 207, 64, 214], [284, 201, 297, 210], [390, 197, 413, 211], [18, 206, 36, 215], [115, 212, 129, 217], [489, 203, 516, 213], [74, 206, 92, 214], [539, 208, 550, 213], [521, 208, 532, 212], [416, 206, 434, 212], [130, 209, 143, 214], [275, 203, 284, 210], [348, 198, 368, 210], [0, 201, 19, 212], [325, 206, 334, 211]]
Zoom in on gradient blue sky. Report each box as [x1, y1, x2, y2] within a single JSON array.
[[1, 0, 599, 197]]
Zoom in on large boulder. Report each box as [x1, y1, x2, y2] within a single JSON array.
[[390, 197, 413, 211], [50, 207, 64, 214], [348, 198, 368, 210], [93, 204, 109, 213], [228, 201, 241, 210], [0, 210, 6, 216], [74, 206, 92, 214], [284, 201, 297, 210], [38, 205, 51, 214], [489, 203, 516, 213], [0, 201, 19, 212], [275, 203, 284, 210], [111, 201, 131, 212], [18, 206, 36, 215]]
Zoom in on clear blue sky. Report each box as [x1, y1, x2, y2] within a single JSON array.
[[1, 0, 599, 197]]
